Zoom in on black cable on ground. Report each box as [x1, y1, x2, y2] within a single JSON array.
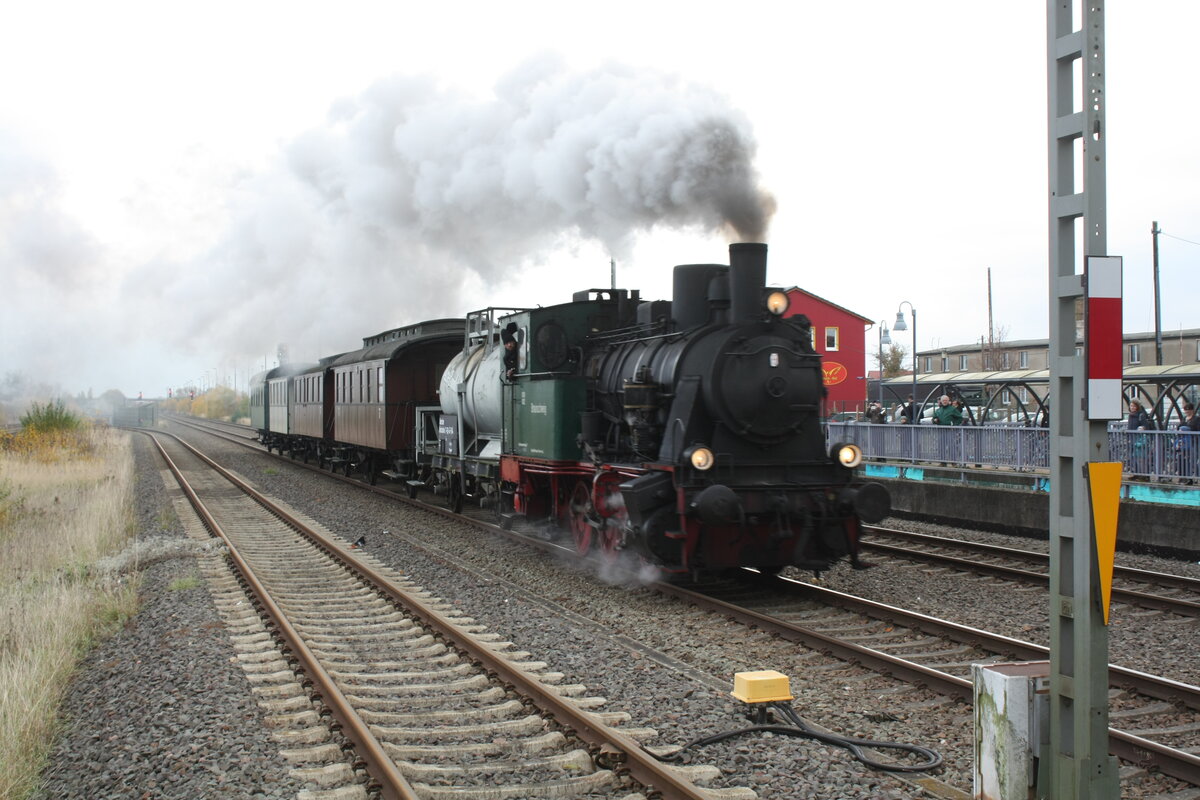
[[646, 701, 943, 773]]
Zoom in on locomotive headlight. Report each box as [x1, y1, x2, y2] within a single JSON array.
[[686, 446, 716, 471], [833, 442, 863, 468], [766, 290, 789, 316]]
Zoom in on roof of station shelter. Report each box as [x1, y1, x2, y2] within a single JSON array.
[[882, 364, 1200, 388]]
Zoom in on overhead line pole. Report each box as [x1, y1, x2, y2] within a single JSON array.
[[1046, 3, 1119, 798], [1152, 221, 1163, 365]]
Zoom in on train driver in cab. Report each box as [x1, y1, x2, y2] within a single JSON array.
[[501, 322, 520, 380]]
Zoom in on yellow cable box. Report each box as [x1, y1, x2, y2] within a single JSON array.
[[731, 670, 793, 703]]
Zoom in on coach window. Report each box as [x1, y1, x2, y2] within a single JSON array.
[[378, 367, 384, 403], [366, 368, 373, 403], [519, 327, 529, 370], [824, 327, 839, 351]]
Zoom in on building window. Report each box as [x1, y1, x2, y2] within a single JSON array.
[[1075, 346, 1083, 357], [1019, 387, 1029, 403], [1019, 351, 1029, 368], [923, 356, 932, 373], [959, 355, 969, 370], [1129, 344, 1141, 364], [1195, 340, 1200, 362], [1001, 352, 1011, 369], [1001, 389, 1011, 404], [940, 356, 948, 371], [825, 327, 839, 351]]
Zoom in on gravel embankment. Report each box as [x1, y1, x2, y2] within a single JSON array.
[[38, 422, 1200, 799], [34, 434, 307, 800]]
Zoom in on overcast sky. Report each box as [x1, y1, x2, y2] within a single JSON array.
[[2, 1, 1197, 399]]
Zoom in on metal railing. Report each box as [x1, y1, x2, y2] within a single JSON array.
[[826, 422, 1200, 482]]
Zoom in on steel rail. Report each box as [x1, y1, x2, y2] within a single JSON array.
[[867, 525, 1200, 594], [139, 430, 418, 800], [155, 427, 710, 800], [760, 573, 1200, 712], [861, 539, 1200, 617]]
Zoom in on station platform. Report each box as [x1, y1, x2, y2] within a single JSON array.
[[866, 461, 1200, 559]]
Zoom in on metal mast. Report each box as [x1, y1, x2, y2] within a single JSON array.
[[1046, 2, 1118, 797]]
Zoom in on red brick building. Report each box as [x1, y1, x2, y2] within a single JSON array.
[[783, 287, 872, 416]]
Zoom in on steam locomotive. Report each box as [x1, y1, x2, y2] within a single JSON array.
[[250, 242, 888, 575]]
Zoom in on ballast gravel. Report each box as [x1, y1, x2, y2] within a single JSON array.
[[37, 421, 1200, 799], [34, 435, 307, 800]]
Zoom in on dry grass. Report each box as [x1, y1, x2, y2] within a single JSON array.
[[0, 426, 141, 800]]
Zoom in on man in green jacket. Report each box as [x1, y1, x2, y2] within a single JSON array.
[[931, 395, 962, 464], [932, 395, 963, 426]]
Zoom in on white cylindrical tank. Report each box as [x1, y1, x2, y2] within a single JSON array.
[[439, 343, 504, 437]]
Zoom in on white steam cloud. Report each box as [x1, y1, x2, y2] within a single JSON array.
[[138, 54, 775, 366]]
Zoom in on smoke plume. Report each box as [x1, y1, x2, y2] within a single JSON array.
[[138, 55, 776, 364]]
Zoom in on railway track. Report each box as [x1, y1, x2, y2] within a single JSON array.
[[143, 427, 743, 800], [164, 415, 1200, 789], [862, 525, 1200, 617], [660, 573, 1200, 785]]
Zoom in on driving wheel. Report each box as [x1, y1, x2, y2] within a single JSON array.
[[569, 481, 595, 554]]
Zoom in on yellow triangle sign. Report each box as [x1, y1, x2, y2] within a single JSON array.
[[1088, 462, 1123, 624]]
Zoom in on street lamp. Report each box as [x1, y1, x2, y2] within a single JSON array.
[[893, 301, 917, 423], [877, 321, 891, 407]]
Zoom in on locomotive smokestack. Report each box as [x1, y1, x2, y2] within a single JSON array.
[[729, 242, 767, 322]]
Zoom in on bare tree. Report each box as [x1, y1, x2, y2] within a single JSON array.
[[876, 343, 909, 378], [981, 325, 1011, 370]]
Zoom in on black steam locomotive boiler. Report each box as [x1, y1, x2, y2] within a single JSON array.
[[564, 242, 889, 574]]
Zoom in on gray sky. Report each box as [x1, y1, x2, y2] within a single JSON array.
[[2, 1, 1197, 399]]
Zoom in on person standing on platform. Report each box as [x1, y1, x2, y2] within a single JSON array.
[[932, 395, 963, 426], [1176, 402, 1200, 484], [897, 395, 915, 461], [932, 395, 962, 464], [1127, 400, 1152, 477]]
